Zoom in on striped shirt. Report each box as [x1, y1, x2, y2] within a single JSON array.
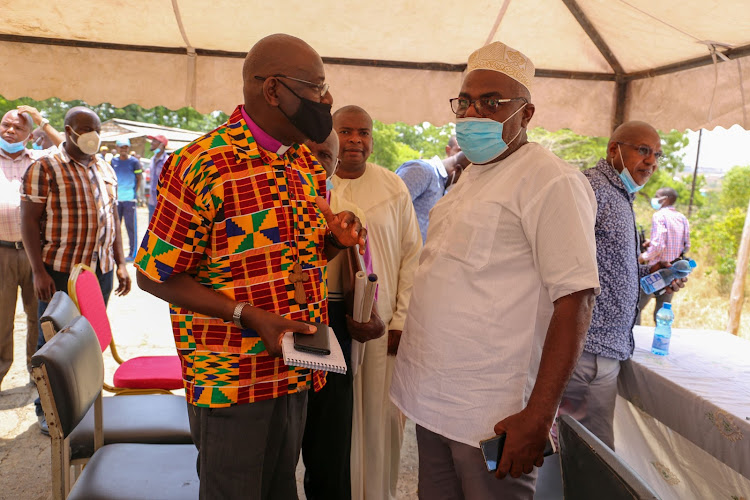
[[22, 145, 118, 273], [642, 206, 690, 265], [0, 147, 54, 242], [135, 106, 328, 408]]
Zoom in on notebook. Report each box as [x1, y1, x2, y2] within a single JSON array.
[[282, 327, 347, 374]]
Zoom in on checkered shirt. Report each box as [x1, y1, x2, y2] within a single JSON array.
[[642, 206, 690, 265], [22, 145, 118, 273], [135, 106, 329, 407], [0, 147, 53, 242]]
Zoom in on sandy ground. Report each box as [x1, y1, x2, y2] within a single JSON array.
[[0, 206, 418, 500]]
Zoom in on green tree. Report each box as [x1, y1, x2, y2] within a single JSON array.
[[527, 128, 607, 169], [719, 165, 750, 210], [370, 120, 421, 171]]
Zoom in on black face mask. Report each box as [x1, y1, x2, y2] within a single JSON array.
[[276, 80, 333, 143]]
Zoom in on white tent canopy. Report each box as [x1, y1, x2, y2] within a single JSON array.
[[2, 0, 749, 135]]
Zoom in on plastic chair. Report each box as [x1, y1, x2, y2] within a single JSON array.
[[67, 263, 182, 394], [557, 415, 660, 499], [39, 291, 192, 466], [31, 316, 199, 499]]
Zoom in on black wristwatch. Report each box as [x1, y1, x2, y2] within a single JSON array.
[[326, 230, 348, 250]]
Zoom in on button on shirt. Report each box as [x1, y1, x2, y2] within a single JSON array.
[[583, 159, 651, 361], [135, 106, 328, 408], [396, 156, 447, 242], [642, 206, 690, 265], [22, 146, 118, 273], [390, 143, 600, 447], [0, 147, 52, 242]]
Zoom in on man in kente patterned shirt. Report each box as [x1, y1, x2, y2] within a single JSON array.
[[135, 34, 366, 499]]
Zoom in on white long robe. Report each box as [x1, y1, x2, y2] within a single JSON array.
[[331, 163, 422, 500]]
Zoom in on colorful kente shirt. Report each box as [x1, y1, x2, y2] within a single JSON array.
[[135, 106, 328, 407]]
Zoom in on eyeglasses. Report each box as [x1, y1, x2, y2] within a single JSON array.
[[450, 96, 527, 117], [617, 142, 664, 161], [255, 74, 330, 98]]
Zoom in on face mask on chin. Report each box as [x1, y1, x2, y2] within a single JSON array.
[[69, 128, 101, 156], [276, 80, 332, 144], [455, 103, 526, 165], [617, 145, 645, 194], [0, 136, 27, 154], [650, 198, 663, 210]]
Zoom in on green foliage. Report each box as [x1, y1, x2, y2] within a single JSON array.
[[0, 96, 227, 140], [719, 165, 750, 210], [527, 128, 608, 169], [694, 207, 746, 292], [370, 120, 424, 171]]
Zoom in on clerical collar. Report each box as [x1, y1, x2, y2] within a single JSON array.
[[240, 106, 290, 156]]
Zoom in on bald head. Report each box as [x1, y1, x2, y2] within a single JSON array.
[[241, 34, 331, 146], [333, 105, 372, 126], [609, 121, 659, 148], [64, 106, 100, 128], [656, 187, 678, 206], [305, 130, 339, 176]]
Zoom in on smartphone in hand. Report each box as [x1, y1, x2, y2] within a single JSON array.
[[293, 322, 331, 355], [479, 433, 506, 472]]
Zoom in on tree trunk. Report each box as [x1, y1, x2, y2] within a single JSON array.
[[727, 197, 750, 335]]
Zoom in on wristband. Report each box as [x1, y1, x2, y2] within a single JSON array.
[[232, 302, 251, 328], [326, 230, 348, 250], [39, 118, 49, 128]]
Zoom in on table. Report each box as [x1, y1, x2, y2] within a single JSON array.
[[615, 326, 750, 499]]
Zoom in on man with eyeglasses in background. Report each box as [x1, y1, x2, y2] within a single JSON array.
[[556, 120, 686, 452], [390, 42, 600, 499]]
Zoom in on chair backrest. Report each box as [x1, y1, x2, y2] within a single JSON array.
[[558, 415, 660, 500], [31, 316, 104, 439], [68, 263, 112, 352], [40, 291, 81, 342]]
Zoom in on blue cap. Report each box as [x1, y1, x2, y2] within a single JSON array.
[[115, 138, 131, 147]]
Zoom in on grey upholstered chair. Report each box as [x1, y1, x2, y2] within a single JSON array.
[[557, 414, 660, 499], [33, 314, 199, 499]]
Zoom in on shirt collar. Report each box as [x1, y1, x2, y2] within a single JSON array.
[[239, 105, 289, 156], [425, 156, 448, 178], [0, 147, 33, 162], [596, 158, 634, 200]]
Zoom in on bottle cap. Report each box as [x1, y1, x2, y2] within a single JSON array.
[[663, 303, 672, 309], [688, 259, 697, 268]]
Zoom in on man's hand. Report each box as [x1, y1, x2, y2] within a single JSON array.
[[315, 196, 367, 254], [17, 105, 44, 126], [244, 307, 316, 357], [114, 264, 131, 297], [493, 408, 549, 479], [649, 261, 687, 294], [346, 309, 385, 343], [387, 329, 402, 355], [33, 268, 56, 302]]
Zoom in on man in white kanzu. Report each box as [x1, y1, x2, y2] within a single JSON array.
[[390, 42, 601, 500], [331, 105, 422, 500]]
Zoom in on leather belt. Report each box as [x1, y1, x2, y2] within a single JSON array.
[[0, 240, 24, 250]]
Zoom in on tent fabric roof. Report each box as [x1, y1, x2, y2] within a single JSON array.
[[100, 119, 203, 151], [1, 0, 749, 135]]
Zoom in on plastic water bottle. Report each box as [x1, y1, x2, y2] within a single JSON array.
[[651, 303, 674, 355], [640, 259, 697, 295]]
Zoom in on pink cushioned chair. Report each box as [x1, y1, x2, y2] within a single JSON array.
[[68, 264, 183, 395]]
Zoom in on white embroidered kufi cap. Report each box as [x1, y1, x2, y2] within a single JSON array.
[[466, 42, 535, 91]]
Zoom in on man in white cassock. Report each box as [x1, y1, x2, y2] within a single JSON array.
[[390, 42, 601, 500], [331, 105, 422, 500]]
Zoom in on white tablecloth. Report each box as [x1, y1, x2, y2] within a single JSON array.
[[615, 326, 750, 499]]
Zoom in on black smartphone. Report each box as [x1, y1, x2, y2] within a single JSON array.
[[293, 322, 331, 355], [479, 433, 506, 472]]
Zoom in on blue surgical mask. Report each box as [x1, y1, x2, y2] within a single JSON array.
[[455, 104, 526, 164], [153, 148, 161, 155], [0, 136, 26, 154], [31, 142, 44, 150], [326, 177, 334, 192], [617, 145, 644, 194], [650, 198, 663, 210]]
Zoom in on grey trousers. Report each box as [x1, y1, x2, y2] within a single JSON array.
[[0, 246, 38, 388], [558, 351, 621, 450], [188, 390, 308, 500], [415, 425, 537, 500]]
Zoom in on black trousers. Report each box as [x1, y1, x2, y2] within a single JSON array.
[[301, 300, 354, 500]]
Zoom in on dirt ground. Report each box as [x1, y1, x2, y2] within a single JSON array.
[[0, 207, 418, 500]]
